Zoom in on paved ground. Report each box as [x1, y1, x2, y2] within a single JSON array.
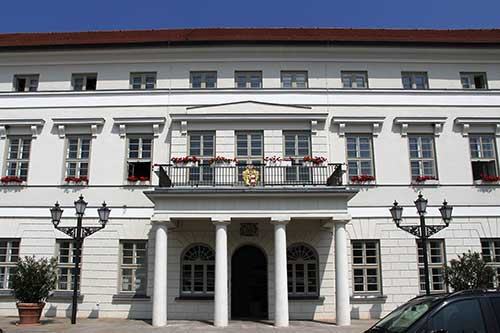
[[0, 317, 376, 332]]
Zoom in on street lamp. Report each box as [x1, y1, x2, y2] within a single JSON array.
[[389, 193, 452, 296], [50, 195, 111, 325]]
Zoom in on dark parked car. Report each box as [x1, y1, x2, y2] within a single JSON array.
[[365, 290, 500, 333]]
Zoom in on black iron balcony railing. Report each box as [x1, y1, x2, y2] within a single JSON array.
[[155, 163, 344, 187]]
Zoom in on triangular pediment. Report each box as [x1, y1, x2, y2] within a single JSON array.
[[170, 100, 327, 122]]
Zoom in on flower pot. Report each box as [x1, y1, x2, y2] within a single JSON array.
[[17, 302, 45, 326]]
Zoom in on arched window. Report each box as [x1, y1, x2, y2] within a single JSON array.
[[287, 243, 319, 297], [181, 244, 215, 296]]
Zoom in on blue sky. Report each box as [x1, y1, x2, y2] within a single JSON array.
[[1, 0, 499, 33]]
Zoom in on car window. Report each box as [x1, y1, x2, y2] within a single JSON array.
[[491, 298, 500, 326], [374, 298, 436, 333], [429, 299, 486, 333]]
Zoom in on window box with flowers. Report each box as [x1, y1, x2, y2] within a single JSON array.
[[64, 176, 88, 186], [0, 176, 26, 186], [127, 175, 151, 185], [207, 156, 238, 166], [302, 156, 327, 166], [171, 156, 199, 167], [350, 175, 376, 184], [476, 174, 500, 185], [264, 156, 292, 167], [412, 176, 439, 185]]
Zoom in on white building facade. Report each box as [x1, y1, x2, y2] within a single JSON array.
[[0, 28, 499, 326]]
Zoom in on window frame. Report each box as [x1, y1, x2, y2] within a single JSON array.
[[180, 243, 215, 297], [345, 135, 375, 179], [469, 135, 499, 180], [341, 71, 369, 89], [119, 240, 148, 294], [190, 71, 217, 89], [401, 72, 429, 90], [0, 239, 20, 290], [417, 239, 447, 293], [64, 135, 92, 180], [13, 74, 39, 92], [460, 72, 488, 90], [235, 131, 264, 164], [234, 71, 263, 89], [3, 136, 31, 181], [280, 71, 309, 88], [55, 239, 80, 291], [351, 240, 382, 294], [287, 243, 319, 298], [408, 135, 438, 180], [129, 72, 157, 90], [126, 135, 153, 181], [481, 238, 500, 289], [283, 130, 312, 159], [71, 73, 98, 91]]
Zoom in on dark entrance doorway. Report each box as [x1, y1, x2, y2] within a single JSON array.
[[231, 245, 268, 319]]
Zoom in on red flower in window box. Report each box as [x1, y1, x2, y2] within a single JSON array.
[[65, 176, 88, 184], [350, 175, 376, 183], [415, 176, 436, 182], [139, 176, 150, 182], [127, 175, 138, 182], [171, 156, 199, 164], [303, 156, 327, 165], [480, 174, 500, 182], [0, 176, 24, 183], [207, 156, 237, 165]]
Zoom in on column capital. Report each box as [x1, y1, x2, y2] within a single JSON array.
[[270, 216, 290, 226], [332, 213, 352, 224], [212, 216, 231, 226], [151, 215, 178, 229]]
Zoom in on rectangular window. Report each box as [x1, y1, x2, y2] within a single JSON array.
[[352, 240, 381, 294], [56, 240, 79, 291], [408, 136, 437, 180], [188, 132, 215, 182], [130, 72, 156, 90], [417, 240, 446, 293], [65, 136, 91, 179], [341, 71, 368, 89], [4, 137, 31, 181], [283, 131, 312, 182], [460, 72, 488, 90], [346, 136, 374, 179], [190, 71, 217, 89], [14, 75, 39, 92], [402, 72, 429, 90], [481, 239, 500, 289], [71, 73, 97, 91], [120, 241, 147, 294], [281, 71, 308, 88], [0, 239, 20, 289], [127, 136, 152, 181], [235, 71, 262, 89], [469, 135, 498, 180], [236, 131, 263, 181]]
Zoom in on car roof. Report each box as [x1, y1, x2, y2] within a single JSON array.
[[413, 289, 500, 303]]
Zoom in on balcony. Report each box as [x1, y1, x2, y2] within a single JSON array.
[[155, 163, 344, 188]]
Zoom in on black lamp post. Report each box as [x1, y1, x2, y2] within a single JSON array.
[[390, 193, 452, 296], [50, 195, 111, 324]]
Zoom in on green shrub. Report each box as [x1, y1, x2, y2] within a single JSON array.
[[11, 256, 58, 303], [445, 250, 495, 291]]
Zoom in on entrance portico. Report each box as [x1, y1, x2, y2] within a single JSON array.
[[146, 188, 357, 327]]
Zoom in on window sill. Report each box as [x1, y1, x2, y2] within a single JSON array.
[[48, 290, 82, 301], [411, 180, 439, 186], [474, 180, 500, 185], [0, 183, 26, 187], [0, 290, 14, 298], [350, 294, 387, 303], [289, 295, 325, 302], [112, 294, 150, 302], [175, 295, 214, 301]]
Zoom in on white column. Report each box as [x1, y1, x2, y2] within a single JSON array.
[[271, 219, 289, 327], [152, 223, 168, 327], [335, 220, 351, 326], [213, 219, 230, 327]]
